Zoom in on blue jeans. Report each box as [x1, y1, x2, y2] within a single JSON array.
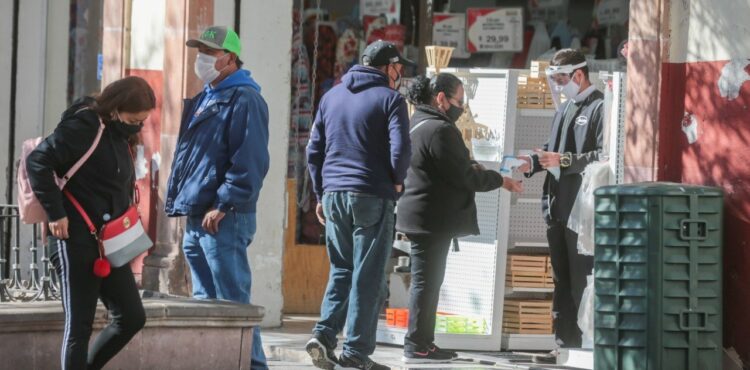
[[314, 192, 395, 361], [183, 211, 268, 370]]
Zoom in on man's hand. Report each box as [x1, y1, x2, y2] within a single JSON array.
[[394, 184, 404, 193], [516, 156, 532, 173], [49, 217, 69, 239], [502, 178, 524, 193], [316, 203, 326, 225], [202, 209, 226, 234], [535, 149, 561, 169]]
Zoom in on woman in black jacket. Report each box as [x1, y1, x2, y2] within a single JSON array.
[[27, 76, 156, 370], [397, 74, 523, 363]]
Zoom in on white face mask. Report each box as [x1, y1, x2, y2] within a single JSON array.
[[194, 52, 226, 84], [560, 78, 581, 99]]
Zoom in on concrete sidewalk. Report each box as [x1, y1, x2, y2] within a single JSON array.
[[262, 316, 581, 370]]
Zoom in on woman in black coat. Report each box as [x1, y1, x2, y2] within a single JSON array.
[[27, 76, 156, 370], [397, 74, 523, 364]]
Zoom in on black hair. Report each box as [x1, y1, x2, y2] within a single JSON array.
[[551, 48, 590, 80], [407, 73, 463, 105]]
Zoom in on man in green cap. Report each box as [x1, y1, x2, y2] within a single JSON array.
[[166, 26, 270, 370]]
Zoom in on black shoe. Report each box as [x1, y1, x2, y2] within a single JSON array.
[[306, 334, 338, 370], [335, 354, 390, 370], [428, 343, 458, 359], [402, 348, 454, 364], [532, 350, 558, 364]]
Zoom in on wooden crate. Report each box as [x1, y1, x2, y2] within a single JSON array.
[[530, 60, 550, 79], [517, 75, 548, 94], [506, 255, 554, 288], [503, 299, 553, 334]]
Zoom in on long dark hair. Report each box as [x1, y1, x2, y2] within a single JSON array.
[[407, 73, 463, 106], [92, 76, 156, 122]]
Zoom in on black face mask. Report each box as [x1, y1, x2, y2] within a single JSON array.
[[446, 102, 464, 123], [110, 120, 143, 137]]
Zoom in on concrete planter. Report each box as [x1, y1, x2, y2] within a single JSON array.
[[0, 292, 264, 369]]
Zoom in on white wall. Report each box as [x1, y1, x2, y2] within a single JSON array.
[[240, 0, 293, 327], [130, 0, 165, 70], [214, 0, 235, 30], [669, 0, 750, 62], [43, 0, 70, 134]]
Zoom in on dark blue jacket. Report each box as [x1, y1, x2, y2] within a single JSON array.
[[306, 65, 411, 201], [166, 69, 269, 216]]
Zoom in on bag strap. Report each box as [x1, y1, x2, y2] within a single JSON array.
[[58, 118, 105, 189], [63, 190, 97, 236]]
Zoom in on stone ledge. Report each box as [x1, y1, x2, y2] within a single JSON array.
[[0, 291, 264, 369]]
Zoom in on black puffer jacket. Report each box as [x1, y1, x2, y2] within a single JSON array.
[[396, 105, 504, 237], [27, 97, 135, 231]]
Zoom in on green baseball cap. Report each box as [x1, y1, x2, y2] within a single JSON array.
[[186, 26, 242, 55]]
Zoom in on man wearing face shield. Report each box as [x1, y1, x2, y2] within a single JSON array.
[[305, 40, 412, 370], [517, 49, 605, 352], [165, 26, 270, 369]]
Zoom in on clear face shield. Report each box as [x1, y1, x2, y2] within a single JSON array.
[[546, 61, 587, 110]]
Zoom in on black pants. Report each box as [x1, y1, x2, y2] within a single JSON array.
[[546, 221, 594, 348], [404, 233, 452, 352], [49, 229, 145, 370]]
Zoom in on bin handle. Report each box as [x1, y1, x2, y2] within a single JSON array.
[[679, 309, 709, 331], [680, 219, 708, 241]]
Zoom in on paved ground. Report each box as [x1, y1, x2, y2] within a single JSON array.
[[261, 316, 582, 370]]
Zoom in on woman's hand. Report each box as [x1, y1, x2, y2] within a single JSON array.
[[49, 217, 70, 239], [502, 178, 524, 193]]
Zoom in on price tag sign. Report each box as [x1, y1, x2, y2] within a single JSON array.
[[432, 13, 469, 59], [361, 0, 401, 24], [596, 0, 629, 26], [467, 8, 523, 53]]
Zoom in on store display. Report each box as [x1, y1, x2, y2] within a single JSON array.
[[386, 308, 409, 328], [424, 45, 454, 73], [360, 0, 400, 24], [432, 14, 469, 59], [334, 28, 359, 83], [505, 255, 553, 289]]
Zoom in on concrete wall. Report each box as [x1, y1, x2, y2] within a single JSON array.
[[240, 0, 293, 327], [0, 1, 13, 204], [656, 0, 750, 362]]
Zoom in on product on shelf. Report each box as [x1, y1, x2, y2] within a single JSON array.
[[505, 254, 554, 289], [503, 299, 553, 334]]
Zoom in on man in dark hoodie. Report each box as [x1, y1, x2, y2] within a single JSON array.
[[165, 26, 270, 370], [305, 40, 413, 370]]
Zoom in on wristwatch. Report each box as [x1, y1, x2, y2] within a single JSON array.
[[560, 153, 572, 168]]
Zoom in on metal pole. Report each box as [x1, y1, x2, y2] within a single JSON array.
[[27, 223, 42, 290], [7, 208, 23, 291], [31, 224, 58, 301]]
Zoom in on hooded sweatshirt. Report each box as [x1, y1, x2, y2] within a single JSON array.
[[166, 69, 270, 216], [306, 65, 411, 201], [27, 97, 135, 230]]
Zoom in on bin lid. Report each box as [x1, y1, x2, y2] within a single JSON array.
[[594, 182, 724, 197]]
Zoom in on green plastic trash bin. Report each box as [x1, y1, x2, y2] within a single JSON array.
[[593, 182, 723, 370]]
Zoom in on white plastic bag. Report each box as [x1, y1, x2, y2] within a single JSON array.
[[578, 273, 595, 349], [567, 161, 612, 255]]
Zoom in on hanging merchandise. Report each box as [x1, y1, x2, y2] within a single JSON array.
[[291, 20, 313, 132], [528, 0, 568, 24], [364, 15, 388, 44], [550, 21, 573, 49], [432, 13, 469, 59], [334, 29, 360, 83], [304, 18, 337, 110], [360, 0, 401, 24], [466, 8, 524, 53], [525, 21, 551, 67], [596, 0, 629, 26]]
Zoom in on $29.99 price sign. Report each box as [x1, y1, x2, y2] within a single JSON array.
[[466, 8, 523, 53]]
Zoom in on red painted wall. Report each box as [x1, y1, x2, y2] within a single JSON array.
[[658, 60, 750, 361], [124, 68, 164, 282]]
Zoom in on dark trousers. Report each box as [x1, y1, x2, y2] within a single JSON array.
[[49, 231, 145, 370], [404, 233, 452, 352], [546, 221, 594, 348]]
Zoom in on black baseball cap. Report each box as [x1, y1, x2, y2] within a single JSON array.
[[361, 40, 416, 67]]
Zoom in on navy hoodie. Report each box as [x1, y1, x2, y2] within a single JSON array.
[[306, 65, 411, 201]]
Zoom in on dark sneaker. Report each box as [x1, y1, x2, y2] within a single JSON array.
[[306, 334, 338, 370], [428, 344, 458, 359], [402, 348, 454, 364], [531, 350, 558, 364], [335, 354, 390, 370]]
